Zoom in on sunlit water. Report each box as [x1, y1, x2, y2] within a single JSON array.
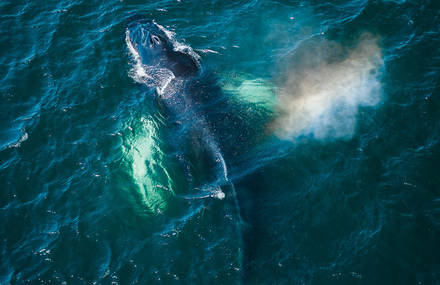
[[1, 0, 439, 284]]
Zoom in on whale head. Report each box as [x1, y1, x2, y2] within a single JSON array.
[[126, 18, 200, 78]]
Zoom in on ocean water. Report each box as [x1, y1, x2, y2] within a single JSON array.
[[1, 0, 440, 284]]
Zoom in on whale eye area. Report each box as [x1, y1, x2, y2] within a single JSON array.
[[150, 35, 161, 46]]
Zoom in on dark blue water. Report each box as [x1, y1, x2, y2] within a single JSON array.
[[1, 0, 440, 284]]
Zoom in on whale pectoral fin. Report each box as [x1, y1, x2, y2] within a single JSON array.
[[220, 72, 278, 113], [182, 184, 225, 200]]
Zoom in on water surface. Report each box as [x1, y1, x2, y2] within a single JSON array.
[[1, 0, 440, 284]]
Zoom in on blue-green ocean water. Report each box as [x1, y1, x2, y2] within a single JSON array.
[[1, 0, 440, 284]]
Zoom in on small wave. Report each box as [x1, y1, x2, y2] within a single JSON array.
[[8, 132, 28, 148], [196, 48, 220, 54]]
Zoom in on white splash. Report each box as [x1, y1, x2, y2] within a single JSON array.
[[125, 22, 200, 96], [154, 21, 201, 62], [9, 132, 28, 148], [125, 29, 175, 95], [274, 34, 384, 140]]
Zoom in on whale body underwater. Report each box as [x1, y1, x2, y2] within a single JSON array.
[[125, 16, 247, 277], [126, 18, 237, 200], [126, 17, 246, 264]]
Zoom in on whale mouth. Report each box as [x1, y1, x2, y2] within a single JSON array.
[[126, 29, 174, 93], [126, 17, 201, 91]]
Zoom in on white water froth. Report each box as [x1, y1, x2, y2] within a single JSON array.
[[125, 30, 175, 96], [154, 22, 201, 62], [274, 34, 384, 140], [125, 22, 200, 96], [8, 132, 28, 148]]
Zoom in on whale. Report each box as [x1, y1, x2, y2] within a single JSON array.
[[126, 18, 231, 195], [125, 17, 244, 276]]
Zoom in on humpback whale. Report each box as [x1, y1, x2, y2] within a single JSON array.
[[126, 18, 233, 197], [126, 17, 244, 275]]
